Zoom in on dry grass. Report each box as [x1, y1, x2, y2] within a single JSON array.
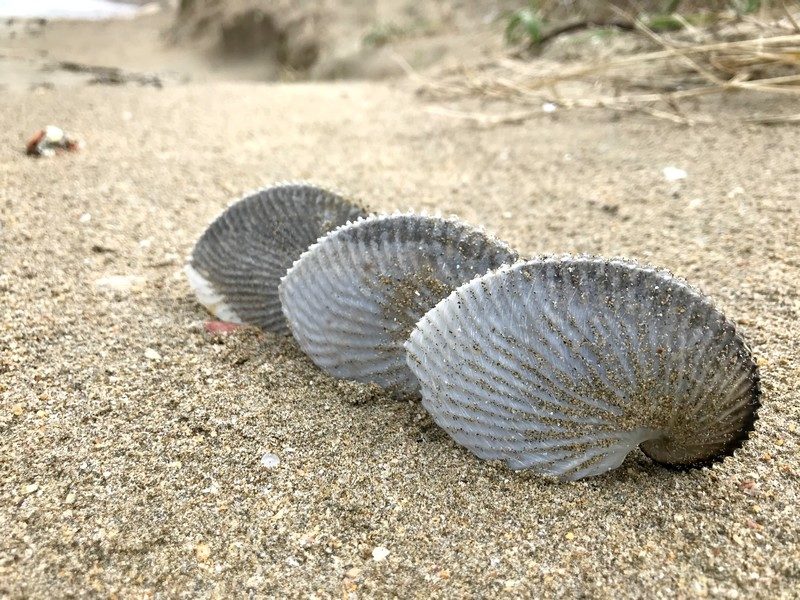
[[411, 5, 800, 126]]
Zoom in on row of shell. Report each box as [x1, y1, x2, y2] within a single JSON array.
[[186, 183, 761, 480]]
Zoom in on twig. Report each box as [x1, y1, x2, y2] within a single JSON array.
[[531, 18, 636, 48], [782, 2, 800, 33], [420, 13, 800, 127], [610, 5, 725, 87], [744, 113, 800, 123], [426, 106, 539, 126]]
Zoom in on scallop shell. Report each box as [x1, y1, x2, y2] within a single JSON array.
[[279, 214, 519, 396], [186, 183, 367, 334], [405, 257, 760, 480]]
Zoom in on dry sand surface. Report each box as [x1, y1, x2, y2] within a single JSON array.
[[1, 11, 800, 599]]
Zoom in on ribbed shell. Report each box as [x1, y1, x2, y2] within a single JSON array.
[[405, 257, 760, 480], [186, 183, 367, 334], [279, 214, 519, 396]]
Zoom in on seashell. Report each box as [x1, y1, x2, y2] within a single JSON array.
[[186, 183, 367, 334], [405, 257, 760, 480], [279, 214, 519, 396]]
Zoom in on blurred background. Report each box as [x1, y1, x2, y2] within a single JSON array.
[[2, 0, 797, 99]]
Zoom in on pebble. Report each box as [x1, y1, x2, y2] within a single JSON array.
[[372, 546, 390, 562], [663, 166, 688, 181], [195, 542, 211, 562], [144, 348, 162, 361], [727, 186, 745, 198], [205, 321, 243, 334], [260, 453, 280, 469]]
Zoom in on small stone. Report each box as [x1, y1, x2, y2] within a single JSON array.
[[727, 186, 745, 198], [688, 198, 704, 209], [11, 404, 24, 416], [662, 166, 687, 181], [79, 212, 91, 223], [674, 514, 684, 522], [205, 321, 243, 335], [65, 492, 76, 504], [345, 567, 362, 579], [144, 348, 162, 361], [23, 483, 39, 495], [372, 546, 390, 562], [565, 531, 575, 540], [195, 542, 211, 561], [261, 453, 280, 469], [202, 482, 220, 494]]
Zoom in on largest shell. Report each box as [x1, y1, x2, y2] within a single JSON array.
[[279, 214, 519, 396], [405, 257, 760, 480], [185, 183, 367, 334]]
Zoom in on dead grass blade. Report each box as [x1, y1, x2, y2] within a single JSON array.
[[421, 8, 800, 126]]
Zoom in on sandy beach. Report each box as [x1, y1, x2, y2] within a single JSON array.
[[1, 4, 799, 598]]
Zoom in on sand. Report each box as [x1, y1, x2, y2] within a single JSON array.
[[1, 12, 800, 600]]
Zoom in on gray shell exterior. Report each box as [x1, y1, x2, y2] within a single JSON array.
[[279, 214, 519, 396], [405, 257, 760, 480], [186, 183, 367, 334]]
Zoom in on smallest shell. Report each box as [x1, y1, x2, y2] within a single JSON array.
[[186, 183, 367, 334]]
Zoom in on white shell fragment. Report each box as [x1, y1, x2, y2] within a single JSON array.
[[662, 166, 688, 181], [406, 257, 760, 480], [186, 183, 367, 334], [279, 214, 519, 396]]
